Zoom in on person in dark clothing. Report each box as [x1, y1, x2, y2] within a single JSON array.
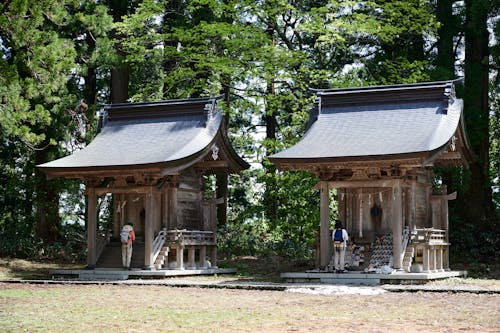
[[332, 220, 349, 273]]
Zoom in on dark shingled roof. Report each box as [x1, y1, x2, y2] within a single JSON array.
[[270, 80, 469, 164], [38, 97, 248, 175]]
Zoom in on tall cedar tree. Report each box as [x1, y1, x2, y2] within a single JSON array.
[[0, 1, 78, 242], [463, 0, 496, 226]]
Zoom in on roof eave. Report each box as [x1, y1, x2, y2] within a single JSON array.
[[269, 151, 448, 170]]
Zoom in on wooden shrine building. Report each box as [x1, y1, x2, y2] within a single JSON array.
[[39, 97, 249, 270], [270, 80, 473, 274]]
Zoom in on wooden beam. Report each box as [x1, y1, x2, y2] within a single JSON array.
[[430, 191, 457, 201], [44, 167, 164, 180], [90, 186, 161, 195], [328, 179, 395, 188], [195, 160, 229, 169]]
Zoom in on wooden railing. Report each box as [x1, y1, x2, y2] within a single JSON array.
[[401, 226, 410, 256], [412, 228, 447, 245], [152, 228, 167, 265], [166, 229, 216, 246], [410, 228, 449, 272]]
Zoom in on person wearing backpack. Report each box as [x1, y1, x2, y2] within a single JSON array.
[[332, 220, 349, 273], [120, 222, 136, 270]]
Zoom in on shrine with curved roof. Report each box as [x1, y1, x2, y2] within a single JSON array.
[[39, 97, 249, 271], [270, 80, 472, 277]]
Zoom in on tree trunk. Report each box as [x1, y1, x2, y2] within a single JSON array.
[[263, 17, 278, 222], [161, 0, 185, 98], [436, 0, 456, 80], [463, 0, 495, 224], [110, 67, 129, 103], [109, 0, 130, 103], [216, 80, 231, 227], [84, 33, 98, 107], [34, 148, 60, 242], [435, 0, 457, 199], [264, 77, 278, 222]]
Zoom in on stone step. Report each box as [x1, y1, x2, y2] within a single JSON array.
[[78, 273, 129, 280], [320, 277, 380, 286]]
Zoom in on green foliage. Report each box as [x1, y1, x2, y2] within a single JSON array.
[[0, 217, 86, 262], [464, 263, 494, 278], [0, 0, 77, 147], [449, 214, 499, 262], [0, 0, 498, 266], [0, 0, 114, 247], [220, 168, 321, 259]]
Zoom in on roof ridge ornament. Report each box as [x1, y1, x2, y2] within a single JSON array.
[[449, 135, 457, 152], [205, 99, 220, 117], [212, 145, 219, 160], [308, 96, 321, 127], [441, 82, 456, 114]]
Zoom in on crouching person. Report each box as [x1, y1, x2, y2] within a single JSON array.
[[120, 222, 135, 270]]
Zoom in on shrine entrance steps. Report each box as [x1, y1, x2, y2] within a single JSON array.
[[96, 241, 145, 269]]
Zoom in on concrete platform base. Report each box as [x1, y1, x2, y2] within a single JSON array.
[[50, 268, 237, 280], [281, 270, 467, 285]]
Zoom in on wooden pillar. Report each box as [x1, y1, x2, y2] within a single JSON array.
[[430, 198, 440, 229], [423, 246, 430, 272], [188, 247, 196, 269], [430, 245, 436, 272], [120, 195, 126, 233], [320, 181, 330, 268], [144, 188, 154, 269], [154, 191, 162, 234], [86, 187, 97, 269], [162, 189, 169, 229], [200, 246, 207, 268], [169, 186, 178, 229], [346, 188, 352, 234], [392, 179, 403, 270], [443, 200, 449, 241], [211, 246, 218, 268], [437, 246, 444, 272], [112, 194, 120, 238], [338, 188, 346, 226], [176, 245, 185, 270], [410, 182, 416, 230], [357, 189, 363, 239]]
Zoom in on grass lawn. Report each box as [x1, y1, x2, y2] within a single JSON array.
[[0, 258, 499, 332], [0, 283, 499, 332], [0, 258, 83, 280]]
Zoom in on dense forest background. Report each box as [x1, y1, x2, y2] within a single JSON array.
[[0, 0, 498, 269]]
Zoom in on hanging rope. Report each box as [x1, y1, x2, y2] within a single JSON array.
[[339, 187, 392, 200]]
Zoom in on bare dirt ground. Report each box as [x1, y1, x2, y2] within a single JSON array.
[[0, 283, 499, 332]]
